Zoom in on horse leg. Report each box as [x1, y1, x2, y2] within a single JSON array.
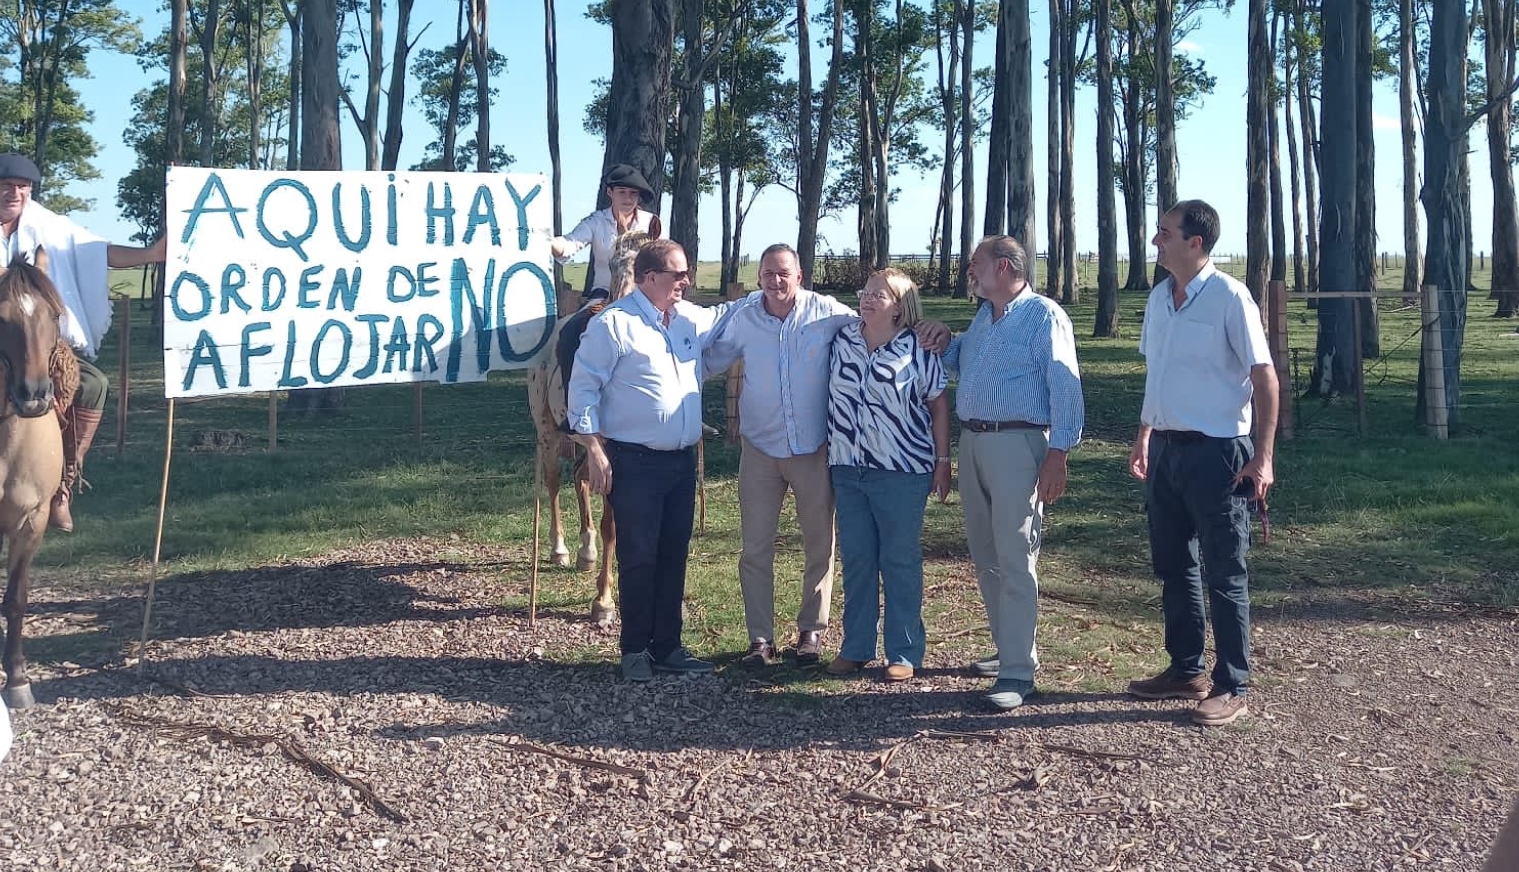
[[541, 439, 571, 567], [591, 499, 617, 628], [573, 458, 598, 571], [2, 530, 38, 710]]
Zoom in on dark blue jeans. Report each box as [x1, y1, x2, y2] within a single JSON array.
[[604, 440, 696, 660], [1145, 433, 1254, 694]]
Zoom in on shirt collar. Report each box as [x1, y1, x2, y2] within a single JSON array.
[[1174, 262, 1220, 310]]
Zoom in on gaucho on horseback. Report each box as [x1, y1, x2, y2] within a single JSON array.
[[0, 153, 167, 532]]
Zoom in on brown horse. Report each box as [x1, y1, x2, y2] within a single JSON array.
[[525, 232, 653, 627], [0, 249, 66, 710]]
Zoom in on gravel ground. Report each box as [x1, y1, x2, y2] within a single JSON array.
[[0, 538, 1513, 871]]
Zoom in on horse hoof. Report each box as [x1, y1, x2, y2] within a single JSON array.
[[590, 604, 617, 628], [551, 552, 571, 568], [3, 683, 35, 710], [576, 556, 597, 572]]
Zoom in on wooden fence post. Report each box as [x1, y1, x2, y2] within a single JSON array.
[[1420, 284, 1448, 439]]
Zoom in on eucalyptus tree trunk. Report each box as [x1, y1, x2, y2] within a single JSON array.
[[280, 0, 301, 170], [168, 0, 188, 169], [1245, 0, 1270, 303], [603, 0, 676, 210], [984, 0, 1011, 235], [1268, 7, 1286, 286], [1153, 0, 1176, 286], [856, 1, 880, 267], [287, 0, 345, 413], [1353, 0, 1379, 355], [1482, 0, 1519, 316], [197, 0, 225, 167], [934, 0, 960, 293], [669, 0, 704, 265], [1312, 0, 1359, 398], [1045, 0, 1063, 299], [1399, 0, 1421, 300], [545, 0, 564, 285], [381, 0, 416, 172], [1120, 14, 1148, 292], [1092, 0, 1119, 337], [469, 0, 491, 173], [1417, 0, 1471, 427], [241, 0, 267, 169], [796, 0, 845, 283], [1058, 0, 1077, 304], [1007, 0, 1035, 267], [1284, 17, 1306, 295], [956, 0, 975, 298], [1295, 1, 1319, 297], [441, 2, 469, 170]]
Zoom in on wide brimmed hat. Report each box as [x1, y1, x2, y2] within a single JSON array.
[[602, 163, 654, 203], [0, 153, 42, 185]]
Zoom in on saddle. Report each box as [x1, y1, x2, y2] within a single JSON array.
[[50, 339, 79, 424]]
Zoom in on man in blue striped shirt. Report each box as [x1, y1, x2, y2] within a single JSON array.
[[943, 235, 1085, 711]]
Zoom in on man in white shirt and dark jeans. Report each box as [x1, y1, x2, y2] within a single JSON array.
[[1127, 199, 1279, 727]]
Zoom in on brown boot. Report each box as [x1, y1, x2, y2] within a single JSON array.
[[50, 406, 103, 533]]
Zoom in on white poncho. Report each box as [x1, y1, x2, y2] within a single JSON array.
[[4, 200, 111, 359]]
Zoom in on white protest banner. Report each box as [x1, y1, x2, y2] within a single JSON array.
[[162, 167, 556, 399]]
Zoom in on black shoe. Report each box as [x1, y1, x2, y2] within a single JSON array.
[[620, 651, 654, 682], [739, 639, 778, 666], [653, 647, 715, 674]]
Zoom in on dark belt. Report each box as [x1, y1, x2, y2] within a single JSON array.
[[605, 439, 694, 457], [1153, 429, 1213, 444], [960, 419, 1046, 433]]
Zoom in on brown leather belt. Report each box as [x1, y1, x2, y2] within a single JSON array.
[[960, 419, 1045, 433]]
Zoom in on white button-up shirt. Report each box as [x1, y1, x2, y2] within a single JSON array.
[[1138, 263, 1274, 437], [555, 207, 662, 291], [704, 289, 856, 458], [567, 289, 738, 451]]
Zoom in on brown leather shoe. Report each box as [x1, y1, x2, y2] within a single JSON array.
[[1192, 691, 1249, 726], [825, 657, 866, 677], [884, 664, 914, 682], [1128, 667, 1211, 700], [795, 630, 823, 664], [739, 639, 778, 666]]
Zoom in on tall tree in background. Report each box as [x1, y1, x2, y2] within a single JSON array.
[[1417, 0, 1472, 427], [544, 0, 563, 286], [602, 0, 675, 210], [168, 0, 188, 172], [1244, 0, 1269, 303], [1292, 6, 1319, 297], [668, 0, 704, 265], [0, 0, 141, 210], [1352, 0, 1377, 356], [1092, 0, 1118, 337], [338, 0, 419, 171], [288, 0, 345, 414], [1312, 0, 1358, 397], [468, 0, 490, 172], [855, 0, 881, 266], [956, 0, 977, 298], [1153, 0, 1175, 286], [795, 0, 845, 283], [1006, 0, 1034, 261], [1057, 0, 1080, 305], [983, 0, 1010, 234], [1482, 0, 1519, 316], [192, 0, 230, 167], [1044, 0, 1062, 298], [1282, 7, 1305, 296], [1267, 8, 1286, 290], [408, 40, 511, 170], [1397, 0, 1420, 301], [932, 0, 962, 293], [279, 0, 301, 169]]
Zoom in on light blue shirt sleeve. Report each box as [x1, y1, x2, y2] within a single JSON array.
[[1046, 306, 1085, 451], [565, 312, 620, 435]]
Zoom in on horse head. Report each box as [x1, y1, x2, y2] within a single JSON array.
[[0, 247, 64, 419]]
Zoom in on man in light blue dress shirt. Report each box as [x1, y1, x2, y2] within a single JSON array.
[[943, 235, 1085, 711], [566, 239, 743, 682], [704, 244, 855, 666]]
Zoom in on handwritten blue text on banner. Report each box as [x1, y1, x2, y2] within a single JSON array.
[[162, 167, 556, 398]]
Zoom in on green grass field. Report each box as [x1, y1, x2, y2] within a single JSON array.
[[62, 266, 1519, 681]]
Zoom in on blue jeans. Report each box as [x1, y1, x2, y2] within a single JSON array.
[[604, 440, 696, 660], [1145, 433, 1253, 693], [830, 465, 933, 668]]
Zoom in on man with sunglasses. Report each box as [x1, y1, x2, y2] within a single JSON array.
[[1127, 199, 1279, 727], [566, 239, 746, 682], [0, 153, 165, 534]]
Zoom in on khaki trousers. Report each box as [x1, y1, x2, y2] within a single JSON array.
[[960, 428, 1047, 682], [737, 439, 836, 642]]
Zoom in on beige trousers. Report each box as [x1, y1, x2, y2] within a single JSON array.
[[737, 439, 836, 642], [960, 428, 1047, 682]]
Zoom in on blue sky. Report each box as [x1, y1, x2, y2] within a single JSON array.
[[62, 2, 1497, 263]]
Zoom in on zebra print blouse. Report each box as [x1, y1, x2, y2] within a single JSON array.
[[826, 322, 947, 475]]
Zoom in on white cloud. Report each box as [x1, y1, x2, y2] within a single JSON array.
[[1177, 39, 1203, 54]]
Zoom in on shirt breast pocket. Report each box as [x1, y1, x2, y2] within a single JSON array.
[[1175, 314, 1225, 364]]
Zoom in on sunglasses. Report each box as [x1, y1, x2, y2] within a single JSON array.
[[653, 269, 692, 280]]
